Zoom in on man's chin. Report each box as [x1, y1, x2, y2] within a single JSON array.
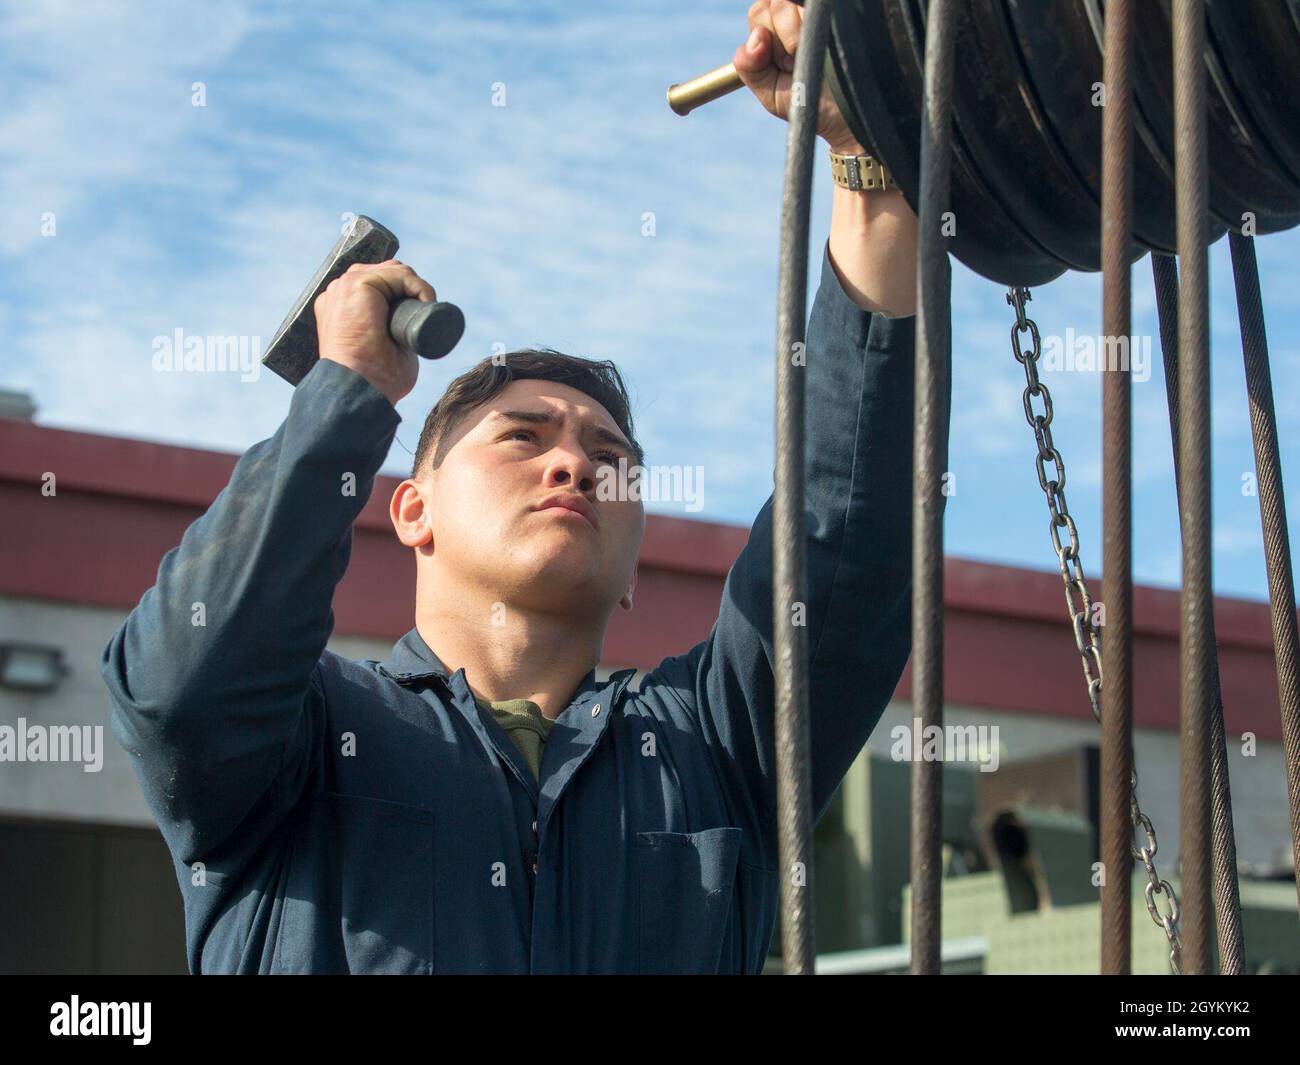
[[512, 548, 607, 605]]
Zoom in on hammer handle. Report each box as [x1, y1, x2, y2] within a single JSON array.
[[388, 297, 466, 360], [667, 62, 744, 115]]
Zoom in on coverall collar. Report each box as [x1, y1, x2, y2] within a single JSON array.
[[378, 626, 634, 708]]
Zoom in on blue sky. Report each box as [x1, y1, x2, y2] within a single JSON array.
[[2, 0, 1297, 603]]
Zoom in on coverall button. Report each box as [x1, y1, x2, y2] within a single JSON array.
[[591, 703, 601, 718], [531, 820, 537, 834]]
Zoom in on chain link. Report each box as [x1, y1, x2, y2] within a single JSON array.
[[1006, 287, 1182, 975]]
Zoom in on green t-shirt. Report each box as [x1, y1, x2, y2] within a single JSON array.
[[472, 694, 555, 782]]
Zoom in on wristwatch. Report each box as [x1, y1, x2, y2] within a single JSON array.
[[828, 148, 898, 192]]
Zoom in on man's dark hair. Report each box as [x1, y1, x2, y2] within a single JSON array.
[[411, 347, 645, 479]]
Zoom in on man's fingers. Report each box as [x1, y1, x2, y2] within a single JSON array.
[[746, 0, 798, 73], [747, 2, 795, 73], [769, 0, 801, 73], [349, 262, 438, 303], [371, 268, 437, 305], [345, 258, 400, 273], [734, 23, 777, 80]]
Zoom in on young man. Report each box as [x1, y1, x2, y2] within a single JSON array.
[[100, 2, 926, 973]]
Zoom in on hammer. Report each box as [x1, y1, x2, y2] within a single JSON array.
[[262, 215, 466, 386]]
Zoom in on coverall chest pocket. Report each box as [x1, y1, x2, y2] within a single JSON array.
[[276, 791, 436, 974], [634, 826, 743, 975]]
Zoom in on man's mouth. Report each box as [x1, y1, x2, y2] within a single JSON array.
[[535, 494, 597, 528]]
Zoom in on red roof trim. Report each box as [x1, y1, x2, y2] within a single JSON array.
[[2, 419, 1292, 739]]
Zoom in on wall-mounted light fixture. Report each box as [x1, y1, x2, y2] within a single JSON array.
[[0, 642, 70, 693]]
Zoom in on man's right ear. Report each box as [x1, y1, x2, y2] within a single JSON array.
[[391, 479, 433, 548]]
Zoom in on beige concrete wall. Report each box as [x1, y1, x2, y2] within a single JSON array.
[[0, 596, 636, 828]]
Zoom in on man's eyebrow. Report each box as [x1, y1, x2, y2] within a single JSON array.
[[488, 409, 634, 454]]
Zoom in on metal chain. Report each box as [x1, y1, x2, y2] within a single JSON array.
[[1006, 287, 1182, 975]]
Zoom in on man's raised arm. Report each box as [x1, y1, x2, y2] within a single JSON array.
[[638, 0, 937, 837], [635, 0, 932, 858], [99, 261, 436, 864], [642, 199, 926, 839]]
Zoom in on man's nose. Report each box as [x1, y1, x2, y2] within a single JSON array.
[[543, 441, 598, 491]]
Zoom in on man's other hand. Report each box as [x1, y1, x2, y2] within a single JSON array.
[[732, 0, 866, 156]]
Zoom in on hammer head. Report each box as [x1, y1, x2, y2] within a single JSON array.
[[262, 215, 400, 386]]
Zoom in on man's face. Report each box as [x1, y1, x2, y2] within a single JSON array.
[[412, 378, 645, 618]]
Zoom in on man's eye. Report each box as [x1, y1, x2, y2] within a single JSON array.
[[506, 431, 621, 465]]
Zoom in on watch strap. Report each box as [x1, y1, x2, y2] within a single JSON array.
[[828, 148, 898, 192]]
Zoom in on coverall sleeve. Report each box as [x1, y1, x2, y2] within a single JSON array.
[[643, 238, 931, 855], [99, 357, 402, 864]]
